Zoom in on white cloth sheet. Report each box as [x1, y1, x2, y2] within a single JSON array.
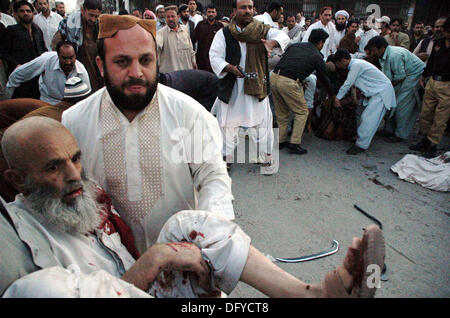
[[391, 152, 450, 192]]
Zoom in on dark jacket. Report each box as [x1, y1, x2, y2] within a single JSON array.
[[0, 23, 47, 74], [159, 69, 219, 111], [192, 19, 224, 72], [274, 42, 334, 96]]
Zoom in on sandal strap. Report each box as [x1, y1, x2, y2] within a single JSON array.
[[323, 266, 353, 298]]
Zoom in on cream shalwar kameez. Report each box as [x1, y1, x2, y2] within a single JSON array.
[[62, 84, 234, 253]]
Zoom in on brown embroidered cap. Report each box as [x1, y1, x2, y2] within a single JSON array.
[[98, 14, 156, 40]]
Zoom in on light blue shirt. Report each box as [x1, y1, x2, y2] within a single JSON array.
[[156, 19, 166, 31], [337, 59, 396, 110], [6, 52, 90, 105], [379, 45, 425, 82], [358, 28, 378, 54]]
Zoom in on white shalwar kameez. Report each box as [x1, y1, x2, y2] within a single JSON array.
[[209, 26, 289, 158], [302, 20, 337, 60], [62, 84, 234, 253], [335, 29, 346, 48], [336, 59, 397, 149]]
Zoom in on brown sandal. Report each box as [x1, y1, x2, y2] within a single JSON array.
[[324, 225, 385, 298]]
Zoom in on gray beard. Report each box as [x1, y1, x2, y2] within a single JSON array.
[[22, 173, 101, 235]]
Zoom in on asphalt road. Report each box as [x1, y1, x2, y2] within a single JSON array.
[[227, 129, 449, 298]]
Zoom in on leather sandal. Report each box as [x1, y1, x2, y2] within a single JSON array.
[[323, 225, 385, 298]]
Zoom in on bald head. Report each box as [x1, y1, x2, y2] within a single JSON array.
[[2, 117, 75, 171]]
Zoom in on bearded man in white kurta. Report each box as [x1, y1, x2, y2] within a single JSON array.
[[209, 0, 289, 174], [334, 10, 349, 48], [302, 6, 337, 60], [62, 15, 234, 253]]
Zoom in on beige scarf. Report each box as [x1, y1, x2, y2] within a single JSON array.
[[228, 18, 271, 100]]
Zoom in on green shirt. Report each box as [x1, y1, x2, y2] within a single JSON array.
[[379, 45, 425, 82]]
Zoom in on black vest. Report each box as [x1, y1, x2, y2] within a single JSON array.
[[217, 26, 241, 103], [418, 37, 432, 53]]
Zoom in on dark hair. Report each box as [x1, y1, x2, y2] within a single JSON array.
[[56, 41, 77, 55], [118, 9, 129, 15], [320, 6, 332, 15], [13, 0, 34, 13], [97, 38, 105, 62], [413, 21, 424, 27], [444, 17, 450, 31], [286, 14, 296, 20], [165, 5, 178, 14], [206, 3, 217, 11], [309, 29, 329, 44], [0, 0, 11, 13], [267, 1, 282, 13], [390, 18, 402, 26], [82, 0, 102, 11], [179, 4, 188, 12], [346, 19, 358, 28], [366, 35, 388, 49], [333, 48, 351, 62]]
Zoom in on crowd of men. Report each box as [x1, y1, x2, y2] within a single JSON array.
[[0, 0, 447, 298]]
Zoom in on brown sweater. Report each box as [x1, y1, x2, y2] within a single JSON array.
[[339, 32, 359, 54]]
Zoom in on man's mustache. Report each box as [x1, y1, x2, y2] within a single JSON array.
[[122, 78, 150, 88]]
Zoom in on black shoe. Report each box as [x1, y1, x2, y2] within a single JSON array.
[[384, 135, 405, 143], [409, 138, 430, 151], [287, 143, 307, 155], [422, 144, 437, 159], [279, 142, 288, 149], [346, 145, 365, 155]]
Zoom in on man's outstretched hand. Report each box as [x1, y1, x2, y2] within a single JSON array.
[[261, 39, 279, 57]]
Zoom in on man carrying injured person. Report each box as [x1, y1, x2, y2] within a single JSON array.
[[1, 116, 385, 298]]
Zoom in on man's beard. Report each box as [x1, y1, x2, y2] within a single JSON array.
[[104, 64, 158, 112], [336, 23, 346, 31], [19, 16, 33, 24], [167, 20, 178, 29], [23, 172, 101, 235], [181, 15, 189, 22]]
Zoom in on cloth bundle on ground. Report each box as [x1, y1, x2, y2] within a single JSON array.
[[313, 92, 358, 141], [312, 63, 358, 141], [391, 152, 450, 192]]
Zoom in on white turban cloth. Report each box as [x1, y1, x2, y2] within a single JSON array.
[[335, 10, 349, 19]]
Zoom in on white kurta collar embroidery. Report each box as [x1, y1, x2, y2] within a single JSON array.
[[100, 90, 164, 222]]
